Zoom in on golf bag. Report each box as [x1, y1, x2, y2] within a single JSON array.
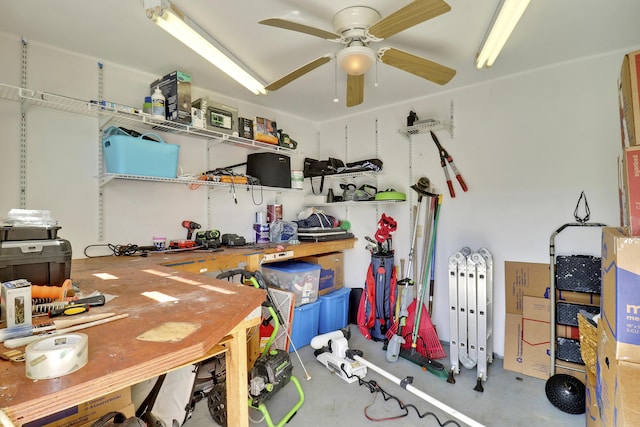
[[357, 253, 397, 341]]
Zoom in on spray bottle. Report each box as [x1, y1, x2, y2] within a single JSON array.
[[151, 87, 165, 120]]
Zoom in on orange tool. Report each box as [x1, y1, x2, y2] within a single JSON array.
[[31, 278, 74, 300]]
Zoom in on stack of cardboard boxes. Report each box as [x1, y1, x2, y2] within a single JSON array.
[[596, 228, 640, 426], [503, 261, 598, 381], [592, 49, 640, 427]]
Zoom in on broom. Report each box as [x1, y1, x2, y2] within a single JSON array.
[[386, 195, 445, 360]]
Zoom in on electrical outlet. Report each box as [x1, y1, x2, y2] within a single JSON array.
[[262, 251, 294, 262]]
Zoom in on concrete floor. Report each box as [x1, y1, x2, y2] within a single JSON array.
[[188, 329, 586, 427]]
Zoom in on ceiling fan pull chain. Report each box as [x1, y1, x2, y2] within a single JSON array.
[[333, 60, 339, 103], [374, 59, 379, 87]]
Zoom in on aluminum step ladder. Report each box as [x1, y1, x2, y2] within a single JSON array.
[[448, 247, 493, 391]]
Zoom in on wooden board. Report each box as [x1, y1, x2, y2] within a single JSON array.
[[0, 258, 264, 426]]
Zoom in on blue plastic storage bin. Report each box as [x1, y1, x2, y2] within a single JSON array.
[[261, 261, 321, 306], [318, 288, 351, 334], [289, 299, 320, 352], [102, 126, 180, 178]]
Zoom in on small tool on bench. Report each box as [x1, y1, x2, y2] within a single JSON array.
[[32, 294, 106, 317]]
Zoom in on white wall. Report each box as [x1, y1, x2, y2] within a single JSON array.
[[317, 51, 629, 356], [0, 33, 314, 257], [0, 30, 635, 357]]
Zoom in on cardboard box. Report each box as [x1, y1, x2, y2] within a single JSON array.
[[620, 146, 640, 235], [585, 369, 600, 427], [151, 71, 192, 124], [300, 252, 344, 296], [601, 227, 640, 361], [77, 403, 135, 427], [238, 117, 254, 140], [503, 261, 601, 377], [254, 117, 278, 144], [618, 50, 640, 148], [503, 312, 524, 373], [1, 278, 32, 328], [519, 296, 587, 380], [596, 320, 640, 427], [504, 261, 549, 314], [192, 97, 238, 135], [25, 388, 132, 427]]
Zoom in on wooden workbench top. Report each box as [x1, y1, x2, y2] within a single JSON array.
[[0, 254, 265, 426], [0, 238, 356, 426]]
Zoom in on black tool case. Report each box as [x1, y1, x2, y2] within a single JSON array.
[[0, 225, 61, 242], [0, 238, 72, 286]]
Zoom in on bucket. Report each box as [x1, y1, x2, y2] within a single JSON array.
[[291, 170, 304, 189]]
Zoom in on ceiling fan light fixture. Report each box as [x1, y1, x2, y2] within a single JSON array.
[[144, 0, 266, 95], [337, 46, 376, 76], [476, 0, 530, 69]]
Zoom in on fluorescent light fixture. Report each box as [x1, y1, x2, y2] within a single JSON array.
[[337, 45, 376, 76], [145, 1, 266, 95], [476, 0, 530, 69]]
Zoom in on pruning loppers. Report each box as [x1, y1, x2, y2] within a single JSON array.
[[430, 131, 468, 198]]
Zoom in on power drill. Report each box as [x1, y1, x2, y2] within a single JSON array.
[[181, 220, 201, 240]]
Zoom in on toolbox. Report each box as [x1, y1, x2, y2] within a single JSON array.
[[0, 239, 72, 286], [102, 127, 180, 178], [0, 225, 61, 242]]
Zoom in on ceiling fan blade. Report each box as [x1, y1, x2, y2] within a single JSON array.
[[265, 56, 332, 91], [368, 0, 451, 40], [346, 74, 364, 107], [259, 18, 340, 40], [379, 47, 455, 85]]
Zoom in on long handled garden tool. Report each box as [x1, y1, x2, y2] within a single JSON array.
[[409, 194, 445, 360], [385, 177, 431, 363]]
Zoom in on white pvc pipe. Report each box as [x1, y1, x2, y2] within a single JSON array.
[[353, 355, 485, 427]]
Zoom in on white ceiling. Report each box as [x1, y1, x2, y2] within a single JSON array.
[[1, 1, 640, 122]]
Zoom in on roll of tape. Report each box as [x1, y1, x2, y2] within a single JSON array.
[[25, 333, 89, 380]]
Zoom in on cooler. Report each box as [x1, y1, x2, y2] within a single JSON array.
[[261, 261, 320, 306], [0, 239, 72, 286], [318, 288, 351, 334]]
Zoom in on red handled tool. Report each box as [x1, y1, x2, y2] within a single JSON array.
[[430, 131, 468, 198]]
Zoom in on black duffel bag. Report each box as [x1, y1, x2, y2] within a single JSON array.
[[303, 157, 345, 194]]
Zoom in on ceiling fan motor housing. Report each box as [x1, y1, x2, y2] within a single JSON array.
[[332, 6, 381, 40]]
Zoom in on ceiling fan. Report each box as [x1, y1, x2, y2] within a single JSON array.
[[260, 0, 456, 107]]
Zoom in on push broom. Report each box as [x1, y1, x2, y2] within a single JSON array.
[[386, 192, 445, 359], [385, 178, 431, 363], [385, 186, 447, 381]]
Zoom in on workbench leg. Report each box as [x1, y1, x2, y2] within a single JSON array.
[[226, 323, 249, 427]]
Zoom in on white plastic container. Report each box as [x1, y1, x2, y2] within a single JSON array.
[[261, 261, 321, 306], [291, 170, 304, 189], [151, 87, 165, 120]]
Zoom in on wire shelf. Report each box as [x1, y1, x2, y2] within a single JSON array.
[[398, 119, 453, 140], [0, 83, 296, 153], [100, 173, 302, 192]]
